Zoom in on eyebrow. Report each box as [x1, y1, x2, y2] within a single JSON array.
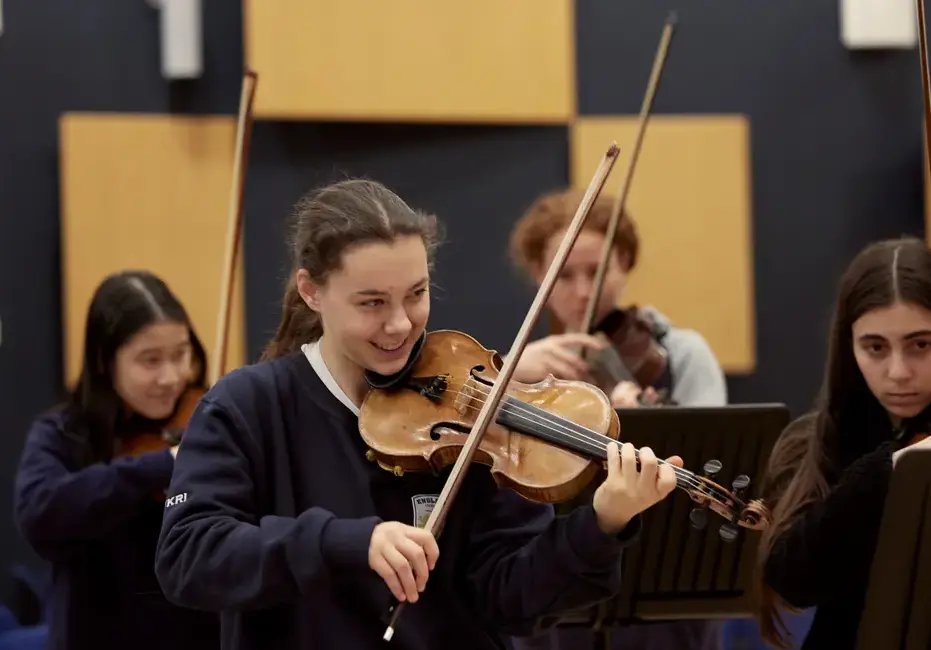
[[858, 330, 931, 341], [135, 341, 191, 355], [354, 277, 429, 297]]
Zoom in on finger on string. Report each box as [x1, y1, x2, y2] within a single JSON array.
[[620, 442, 637, 479], [663, 454, 684, 468], [657, 462, 678, 493], [637, 446, 658, 488], [606, 441, 621, 478]]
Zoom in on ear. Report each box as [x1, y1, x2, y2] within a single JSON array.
[[295, 269, 322, 313]]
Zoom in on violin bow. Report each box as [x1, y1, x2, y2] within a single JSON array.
[[382, 145, 621, 641], [210, 70, 258, 385], [578, 13, 677, 335], [917, 0, 931, 198]]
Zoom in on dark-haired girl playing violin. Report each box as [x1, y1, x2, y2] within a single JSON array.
[[13, 270, 220, 650], [757, 237, 931, 650], [153, 178, 682, 650]]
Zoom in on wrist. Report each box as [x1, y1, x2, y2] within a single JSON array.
[[594, 508, 632, 536]]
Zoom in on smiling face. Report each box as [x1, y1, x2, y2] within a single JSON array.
[[852, 300, 931, 421], [299, 234, 430, 378], [535, 228, 629, 331], [112, 320, 193, 420]]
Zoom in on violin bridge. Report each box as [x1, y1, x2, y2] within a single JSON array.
[[454, 376, 481, 416]]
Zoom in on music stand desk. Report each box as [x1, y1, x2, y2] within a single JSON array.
[[542, 403, 789, 631], [857, 447, 931, 650]]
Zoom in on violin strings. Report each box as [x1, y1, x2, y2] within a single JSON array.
[[446, 380, 718, 499], [418, 376, 737, 504]]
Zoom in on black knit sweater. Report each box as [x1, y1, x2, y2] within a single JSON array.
[[762, 410, 920, 649]]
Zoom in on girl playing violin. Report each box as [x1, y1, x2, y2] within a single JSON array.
[[757, 237, 931, 649], [153, 178, 682, 650], [508, 188, 727, 409], [13, 270, 220, 650], [506, 191, 727, 650]]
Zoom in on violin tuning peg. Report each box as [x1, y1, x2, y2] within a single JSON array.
[[689, 506, 708, 530], [702, 459, 722, 478], [731, 474, 750, 497], [718, 522, 740, 543]]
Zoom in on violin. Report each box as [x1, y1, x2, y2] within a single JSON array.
[[116, 386, 206, 458], [583, 305, 675, 405], [114, 70, 258, 462], [359, 328, 768, 529]]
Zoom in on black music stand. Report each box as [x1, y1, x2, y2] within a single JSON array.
[[536, 403, 789, 648], [856, 448, 931, 650]]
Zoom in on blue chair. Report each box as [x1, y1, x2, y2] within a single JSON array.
[[0, 625, 48, 650], [0, 563, 50, 649], [721, 609, 815, 650]]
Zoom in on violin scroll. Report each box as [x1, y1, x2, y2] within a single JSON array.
[[685, 458, 770, 542]]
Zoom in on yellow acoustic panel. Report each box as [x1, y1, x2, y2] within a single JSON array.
[[59, 113, 247, 387], [244, 0, 575, 123], [570, 115, 756, 374]]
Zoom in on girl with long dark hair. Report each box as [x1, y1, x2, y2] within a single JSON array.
[[756, 237, 931, 649], [14, 270, 220, 650]]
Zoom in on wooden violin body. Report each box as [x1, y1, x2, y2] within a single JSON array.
[[584, 306, 672, 403], [359, 330, 619, 504], [115, 386, 205, 458], [359, 329, 770, 535]]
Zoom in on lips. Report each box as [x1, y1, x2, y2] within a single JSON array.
[[370, 339, 412, 363], [885, 393, 922, 405]]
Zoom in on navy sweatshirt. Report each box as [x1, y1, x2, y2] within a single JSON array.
[[13, 408, 220, 650], [154, 349, 642, 650]]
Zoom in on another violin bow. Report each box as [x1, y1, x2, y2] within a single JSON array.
[[578, 12, 677, 336], [917, 0, 931, 200], [382, 144, 622, 642], [211, 70, 258, 385]]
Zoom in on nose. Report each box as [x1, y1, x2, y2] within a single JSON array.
[[384, 304, 412, 337], [888, 352, 913, 382], [573, 276, 593, 302], [157, 360, 184, 387]]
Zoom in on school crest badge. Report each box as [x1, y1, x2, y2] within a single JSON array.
[[411, 494, 438, 528]]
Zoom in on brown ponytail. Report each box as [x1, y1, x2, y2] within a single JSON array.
[[260, 178, 441, 360], [260, 275, 323, 361]]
